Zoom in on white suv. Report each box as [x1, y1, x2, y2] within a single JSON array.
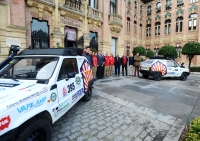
[[0, 48, 93, 141], [140, 57, 190, 81]]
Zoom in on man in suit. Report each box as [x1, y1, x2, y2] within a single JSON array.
[[128, 53, 134, 76], [121, 53, 128, 76], [114, 54, 121, 76], [101, 51, 105, 78], [97, 50, 104, 79]]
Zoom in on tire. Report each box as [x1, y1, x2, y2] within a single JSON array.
[[83, 85, 92, 102], [15, 118, 52, 141], [143, 74, 149, 79], [180, 73, 187, 81], [153, 73, 162, 81]]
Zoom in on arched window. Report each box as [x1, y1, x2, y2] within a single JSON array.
[[127, 0, 131, 8], [155, 22, 161, 36], [140, 5, 143, 15], [147, 6, 151, 16], [140, 24, 142, 37], [176, 17, 183, 32], [165, 19, 171, 34], [110, 0, 116, 14], [189, 13, 197, 31], [156, 2, 161, 13], [166, 0, 172, 10], [127, 17, 131, 33], [177, 0, 184, 7], [146, 24, 151, 37], [134, 21, 137, 34], [89, 0, 98, 9], [134, 1, 137, 12]]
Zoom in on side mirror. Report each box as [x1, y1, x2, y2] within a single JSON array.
[[181, 62, 184, 66], [67, 72, 75, 78]]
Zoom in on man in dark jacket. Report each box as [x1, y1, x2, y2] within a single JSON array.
[[128, 54, 134, 76], [114, 54, 121, 76], [83, 46, 92, 66], [121, 53, 128, 76], [97, 50, 104, 79]]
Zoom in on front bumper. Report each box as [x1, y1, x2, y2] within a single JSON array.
[[0, 128, 17, 141]]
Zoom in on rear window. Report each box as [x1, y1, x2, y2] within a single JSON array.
[[143, 60, 154, 64]]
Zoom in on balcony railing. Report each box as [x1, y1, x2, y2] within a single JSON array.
[[64, 0, 84, 12], [108, 13, 123, 26], [87, 6, 103, 21]]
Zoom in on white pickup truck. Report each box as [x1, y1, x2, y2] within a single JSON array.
[[0, 47, 93, 141]]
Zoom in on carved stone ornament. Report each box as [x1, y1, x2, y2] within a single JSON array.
[[110, 26, 121, 33]]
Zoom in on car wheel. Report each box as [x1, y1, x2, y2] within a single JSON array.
[[15, 118, 52, 141], [180, 73, 187, 81], [143, 74, 149, 79], [153, 73, 162, 81], [83, 85, 92, 102]]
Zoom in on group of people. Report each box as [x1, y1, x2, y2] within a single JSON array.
[[83, 46, 141, 80]]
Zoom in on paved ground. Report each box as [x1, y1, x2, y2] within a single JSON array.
[[52, 73, 200, 141]]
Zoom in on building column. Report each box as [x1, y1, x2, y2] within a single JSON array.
[[52, 0, 63, 48], [83, 0, 90, 47]]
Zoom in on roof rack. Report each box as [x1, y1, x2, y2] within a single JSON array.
[[149, 56, 173, 60], [18, 47, 83, 56]]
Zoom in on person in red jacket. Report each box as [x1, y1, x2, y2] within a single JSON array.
[[92, 52, 98, 79], [104, 53, 110, 77], [109, 53, 115, 76]]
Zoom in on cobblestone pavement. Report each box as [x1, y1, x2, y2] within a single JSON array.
[[52, 86, 185, 141]]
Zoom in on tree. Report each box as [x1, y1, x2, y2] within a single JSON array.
[[182, 42, 200, 69], [158, 45, 178, 58], [146, 50, 154, 58], [132, 46, 146, 56]]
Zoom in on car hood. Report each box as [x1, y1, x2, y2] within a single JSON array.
[[0, 79, 48, 114]]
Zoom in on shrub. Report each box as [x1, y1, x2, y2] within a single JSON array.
[[140, 57, 145, 62], [132, 46, 146, 56], [146, 50, 154, 58], [158, 45, 178, 58], [190, 67, 200, 72], [186, 117, 200, 141]]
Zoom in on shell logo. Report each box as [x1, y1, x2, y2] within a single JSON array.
[[151, 61, 167, 76]]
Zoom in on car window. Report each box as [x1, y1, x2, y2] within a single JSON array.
[[167, 61, 173, 67], [173, 62, 178, 67], [58, 58, 78, 81]]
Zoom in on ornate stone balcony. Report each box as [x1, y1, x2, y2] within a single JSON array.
[[27, 0, 55, 7], [60, 0, 85, 18], [108, 13, 123, 33], [87, 6, 103, 27]]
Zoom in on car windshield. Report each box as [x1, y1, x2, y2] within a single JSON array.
[[0, 57, 59, 80]]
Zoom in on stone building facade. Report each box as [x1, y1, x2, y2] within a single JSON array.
[[124, 0, 200, 66], [0, 0, 200, 66]]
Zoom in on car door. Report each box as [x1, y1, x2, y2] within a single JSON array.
[[54, 57, 80, 119], [166, 61, 179, 77], [166, 61, 176, 77], [173, 61, 181, 76]]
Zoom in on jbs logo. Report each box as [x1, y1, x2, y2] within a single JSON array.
[[0, 116, 11, 131]]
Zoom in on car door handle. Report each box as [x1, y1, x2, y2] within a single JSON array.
[[50, 84, 57, 90]]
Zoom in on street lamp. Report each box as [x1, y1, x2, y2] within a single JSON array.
[[154, 46, 159, 56], [175, 46, 182, 58], [146, 46, 150, 53]]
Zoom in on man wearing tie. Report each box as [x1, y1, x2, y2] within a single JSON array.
[[114, 54, 121, 76], [97, 50, 104, 79]]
